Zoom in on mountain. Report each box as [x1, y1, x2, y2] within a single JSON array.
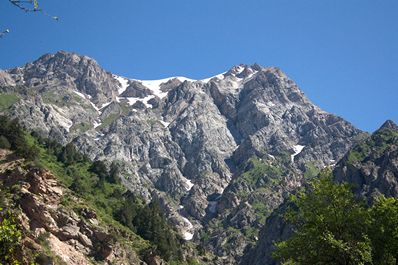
[[0, 51, 363, 263], [242, 120, 398, 265]]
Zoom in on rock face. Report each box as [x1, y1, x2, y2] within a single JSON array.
[[334, 120, 398, 201], [0, 149, 144, 265], [242, 121, 398, 265], [0, 51, 363, 262]]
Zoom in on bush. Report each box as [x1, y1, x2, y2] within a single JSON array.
[[0, 135, 11, 149], [0, 209, 22, 265]]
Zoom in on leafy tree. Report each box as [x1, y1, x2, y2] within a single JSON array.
[[114, 191, 141, 232], [369, 196, 398, 264], [17, 144, 39, 161], [0, 208, 22, 265], [89, 160, 108, 184], [58, 143, 85, 165], [0, 117, 25, 151], [0, 116, 38, 160], [273, 170, 372, 265], [108, 161, 121, 184]]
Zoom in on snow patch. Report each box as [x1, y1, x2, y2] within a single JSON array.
[[142, 95, 155, 108], [114, 75, 130, 95], [182, 231, 194, 241], [123, 97, 140, 106], [201, 72, 226, 83], [89, 101, 101, 113], [235, 65, 245, 75], [100, 101, 112, 109], [160, 120, 170, 127], [50, 105, 73, 132], [245, 69, 258, 80], [181, 217, 194, 241], [291, 145, 305, 162], [181, 176, 194, 191], [137, 77, 195, 99], [93, 120, 102, 129], [119, 95, 155, 108], [73, 90, 86, 99]]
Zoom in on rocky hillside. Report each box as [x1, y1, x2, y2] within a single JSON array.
[[334, 120, 398, 200], [242, 120, 398, 265], [0, 149, 147, 264], [0, 51, 364, 263]]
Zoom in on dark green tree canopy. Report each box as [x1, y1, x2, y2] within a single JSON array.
[[273, 170, 398, 265]]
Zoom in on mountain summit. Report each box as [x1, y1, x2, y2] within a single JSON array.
[[378, 119, 398, 131]]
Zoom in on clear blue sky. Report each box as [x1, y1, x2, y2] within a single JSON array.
[[1, 0, 397, 132]]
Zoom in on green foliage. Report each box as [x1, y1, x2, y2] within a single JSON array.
[[134, 200, 181, 261], [239, 157, 283, 187], [0, 93, 19, 111], [97, 113, 119, 129], [89, 160, 108, 183], [347, 127, 398, 164], [108, 161, 121, 184], [0, 116, 38, 160], [252, 202, 268, 224], [274, 170, 398, 265], [0, 208, 22, 265], [58, 143, 87, 166], [243, 226, 258, 239], [303, 161, 319, 179], [369, 196, 398, 264], [114, 191, 141, 232], [274, 170, 372, 265]]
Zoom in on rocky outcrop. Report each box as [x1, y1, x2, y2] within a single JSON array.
[[0, 149, 144, 265], [334, 120, 398, 201]]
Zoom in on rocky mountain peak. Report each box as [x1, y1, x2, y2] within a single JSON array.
[[11, 50, 101, 79], [378, 119, 398, 131], [6, 51, 119, 104], [224, 63, 268, 79], [36, 50, 97, 66]]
